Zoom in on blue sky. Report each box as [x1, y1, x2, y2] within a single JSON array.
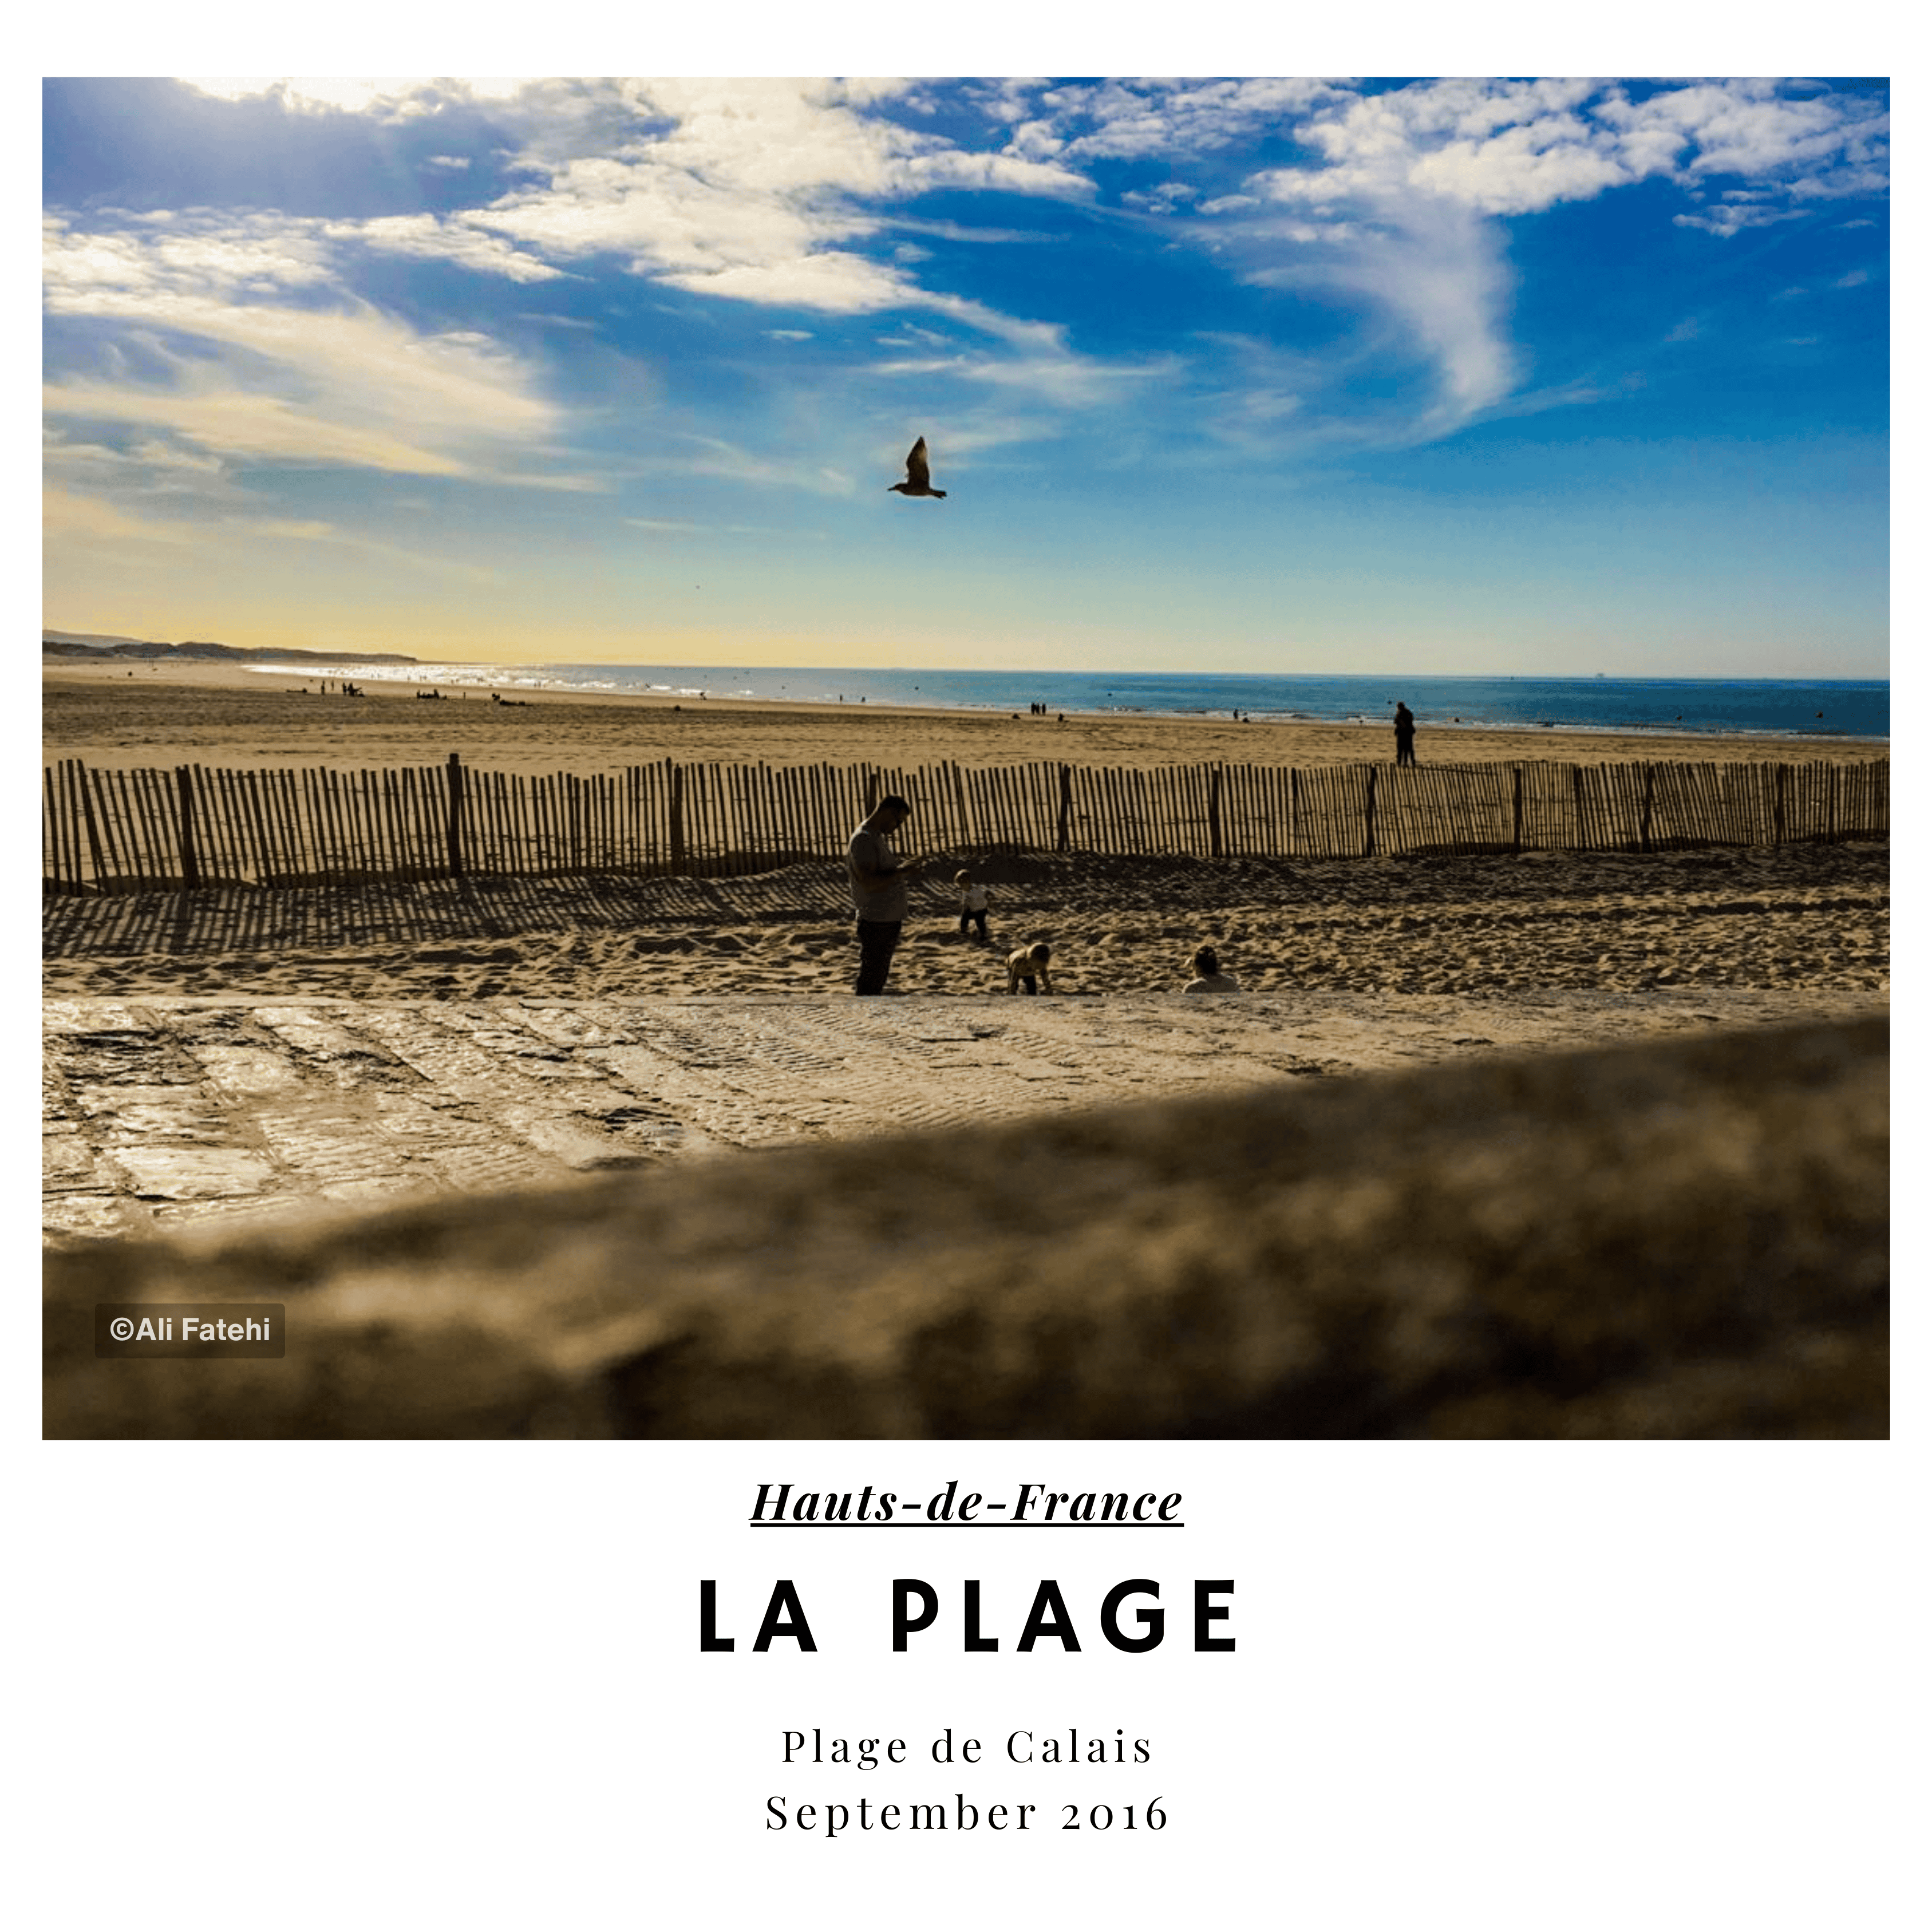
[[42, 74, 1890, 675]]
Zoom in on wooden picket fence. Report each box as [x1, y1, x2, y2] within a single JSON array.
[[41, 753, 1888, 895]]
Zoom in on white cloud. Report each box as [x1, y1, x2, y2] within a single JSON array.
[[44, 212, 334, 300], [1034, 78, 1342, 162], [175, 77, 538, 119], [425, 78, 1093, 353], [179, 77, 434, 114], [1242, 78, 1886, 227], [58, 76, 1888, 481], [42, 380, 476, 475], [656, 252, 922, 315], [1673, 204, 1804, 237], [328, 214, 567, 283], [1250, 80, 1647, 219], [45, 219, 567, 482], [1597, 80, 1886, 182], [1190, 78, 1887, 440], [883, 346, 1183, 412]]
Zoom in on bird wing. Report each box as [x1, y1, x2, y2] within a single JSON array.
[[904, 437, 932, 489]]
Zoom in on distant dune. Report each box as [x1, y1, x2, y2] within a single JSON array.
[[44, 633, 418, 666]]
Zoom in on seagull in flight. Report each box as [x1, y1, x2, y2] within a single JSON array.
[[888, 436, 947, 499]]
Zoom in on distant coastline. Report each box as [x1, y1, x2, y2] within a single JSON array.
[[43, 633, 419, 667]]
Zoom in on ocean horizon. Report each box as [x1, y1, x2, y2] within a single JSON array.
[[247, 659, 1890, 744]]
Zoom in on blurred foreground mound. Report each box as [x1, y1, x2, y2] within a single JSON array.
[[45, 1018, 1887, 1439]]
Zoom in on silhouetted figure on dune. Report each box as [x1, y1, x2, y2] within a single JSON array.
[[888, 436, 947, 499]]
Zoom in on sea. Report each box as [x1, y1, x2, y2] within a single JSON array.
[[254, 661, 1890, 744]]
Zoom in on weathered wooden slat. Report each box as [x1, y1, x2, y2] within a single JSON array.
[[191, 765, 221, 880], [108, 767, 145, 882], [90, 764, 132, 885], [44, 766, 66, 891], [72, 760, 107, 887], [257, 767, 289, 882], [120, 763, 147, 880], [224, 767, 256, 879], [326, 765, 350, 873]]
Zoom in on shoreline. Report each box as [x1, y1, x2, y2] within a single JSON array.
[[44, 659, 1891, 777]]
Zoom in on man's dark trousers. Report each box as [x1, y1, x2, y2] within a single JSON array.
[[855, 918, 903, 994]]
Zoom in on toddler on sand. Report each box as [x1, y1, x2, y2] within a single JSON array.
[[955, 870, 990, 945], [1006, 942, 1054, 995], [1183, 944, 1242, 994]]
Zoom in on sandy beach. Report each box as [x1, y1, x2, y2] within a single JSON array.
[[45, 659, 1888, 1009], [43, 662, 1888, 1434], [44, 657, 1890, 779]]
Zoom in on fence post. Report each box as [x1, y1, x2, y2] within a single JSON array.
[[73, 760, 107, 890], [1363, 764, 1377, 858], [1207, 767, 1223, 858], [669, 764, 686, 871], [445, 752, 465, 878], [1641, 764, 1655, 853], [174, 764, 200, 890], [1773, 764, 1787, 844], [1056, 765, 1072, 852], [1511, 765, 1523, 854]]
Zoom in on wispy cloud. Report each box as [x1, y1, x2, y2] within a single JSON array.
[[625, 516, 775, 535], [44, 484, 195, 546], [450, 78, 1091, 339], [1178, 78, 1888, 441], [627, 431, 858, 497], [327, 214, 566, 283], [49, 76, 1892, 508], [45, 220, 566, 483]]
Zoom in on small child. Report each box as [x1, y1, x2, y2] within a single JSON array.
[[1183, 944, 1242, 994], [1006, 941, 1054, 995], [955, 870, 990, 944]]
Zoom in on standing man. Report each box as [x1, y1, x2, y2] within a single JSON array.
[[847, 794, 922, 995], [1393, 702, 1417, 767]]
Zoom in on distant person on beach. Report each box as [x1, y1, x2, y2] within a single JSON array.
[[1183, 945, 1242, 995], [956, 870, 990, 945], [1006, 942, 1054, 995], [1394, 702, 1417, 766], [847, 795, 922, 995]]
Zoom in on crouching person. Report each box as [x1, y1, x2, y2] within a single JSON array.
[[1006, 941, 1054, 995]]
